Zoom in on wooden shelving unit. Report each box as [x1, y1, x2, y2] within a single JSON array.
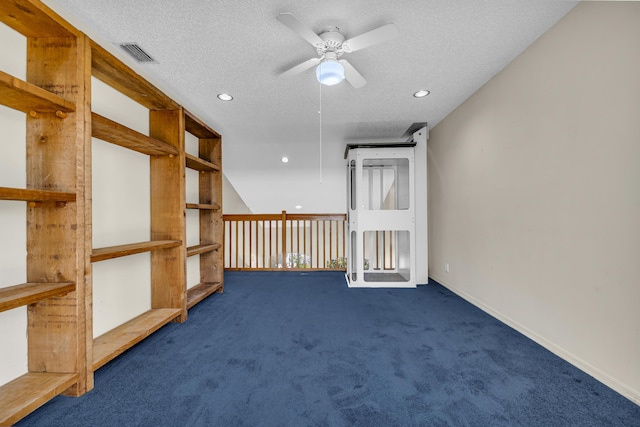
[[0, 1, 224, 423], [0, 1, 92, 423], [184, 110, 224, 310]]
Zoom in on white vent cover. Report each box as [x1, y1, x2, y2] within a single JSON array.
[[118, 43, 155, 63]]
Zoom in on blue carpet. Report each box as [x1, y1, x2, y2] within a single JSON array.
[[18, 271, 640, 426]]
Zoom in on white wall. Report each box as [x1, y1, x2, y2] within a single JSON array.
[[91, 78, 152, 338], [184, 132, 201, 290], [427, 2, 640, 404], [223, 174, 252, 214], [0, 22, 28, 386]]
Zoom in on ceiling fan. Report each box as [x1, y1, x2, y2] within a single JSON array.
[[277, 13, 398, 88]]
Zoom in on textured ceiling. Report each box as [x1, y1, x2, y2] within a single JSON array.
[[43, 0, 577, 213]]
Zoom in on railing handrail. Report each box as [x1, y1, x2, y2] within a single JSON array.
[[223, 213, 346, 221]]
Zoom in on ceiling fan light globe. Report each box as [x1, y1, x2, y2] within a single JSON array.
[[316, 60, 345, 86]]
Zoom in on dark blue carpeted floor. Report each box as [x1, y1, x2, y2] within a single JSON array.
[[18, 271, 640, 426]]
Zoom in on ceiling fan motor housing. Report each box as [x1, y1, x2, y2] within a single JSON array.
[[317, 31, 345, 57]]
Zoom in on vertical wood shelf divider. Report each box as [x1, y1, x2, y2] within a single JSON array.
[[150, 108, 188, 322], [0, 1, 92, 424]]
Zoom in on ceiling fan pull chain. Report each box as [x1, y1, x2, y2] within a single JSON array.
[[319, 81, 323, 184]]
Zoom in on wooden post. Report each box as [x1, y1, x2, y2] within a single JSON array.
[[79, 35, 93, 394], [26, 33, 93, 395], [149, 108, 186, 321]]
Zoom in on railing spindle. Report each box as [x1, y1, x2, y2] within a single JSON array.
[[234, 221, 239, 269], [227, 220, 231, 268], [280, 211, 286, 269], [310, 221, 314, 268], [316, 222, 320, 268], [320, 221, 323, 268], [342, 222, 344, 265], [248, 220, 252, 268], [296, 219, 304, 268], [289, 219, 293, 264], [329, 221, 333, 267], [269, 220, 273, 268]]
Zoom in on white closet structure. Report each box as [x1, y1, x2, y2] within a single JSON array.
[[345, 127, 428, 288]]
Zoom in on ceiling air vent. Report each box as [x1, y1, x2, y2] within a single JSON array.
[[118, 43, 156, 63]]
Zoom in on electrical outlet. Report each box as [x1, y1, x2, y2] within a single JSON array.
[[445, 263, 449, 273]]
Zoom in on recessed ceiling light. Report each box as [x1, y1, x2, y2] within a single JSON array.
[[281, 156, 289, 163], [413, 90, 430, 98], [295, 205, 302, 210], [217, 93, 233, 101]]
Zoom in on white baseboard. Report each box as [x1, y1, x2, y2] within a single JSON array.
[[428, 273, 640, 406]]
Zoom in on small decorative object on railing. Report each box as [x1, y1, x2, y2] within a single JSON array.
[[326, 257, 370, 270], [326, 257, 347, 269], [224, 211, 347, 271]]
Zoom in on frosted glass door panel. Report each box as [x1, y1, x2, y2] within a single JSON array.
[[362, 158, 410, 210]]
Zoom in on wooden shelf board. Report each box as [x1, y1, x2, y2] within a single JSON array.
[[0, 372, 78, 426], [0, 282, 75, 313], [185, 153, 220, 172], [186, 202, 220, 211], [90, 42, 179, 111], [186, 282, 223, 309], [0, 70, 76, 114], [92, 308, 182, 371], [92, 112, 179, 156], [184, 110, 220, 139], [186, 243, 221, 257], [0, 186, 76, 203], [91, 240, 182, 263]]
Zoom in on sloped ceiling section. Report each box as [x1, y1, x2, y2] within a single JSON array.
[[43, 0, 577, 213]]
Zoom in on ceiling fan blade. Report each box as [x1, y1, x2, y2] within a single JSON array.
[[342, 23, 398, 53], [277, 13, 324, 47], [280, 57, 321, 78], [340, 60, 367, 89]]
